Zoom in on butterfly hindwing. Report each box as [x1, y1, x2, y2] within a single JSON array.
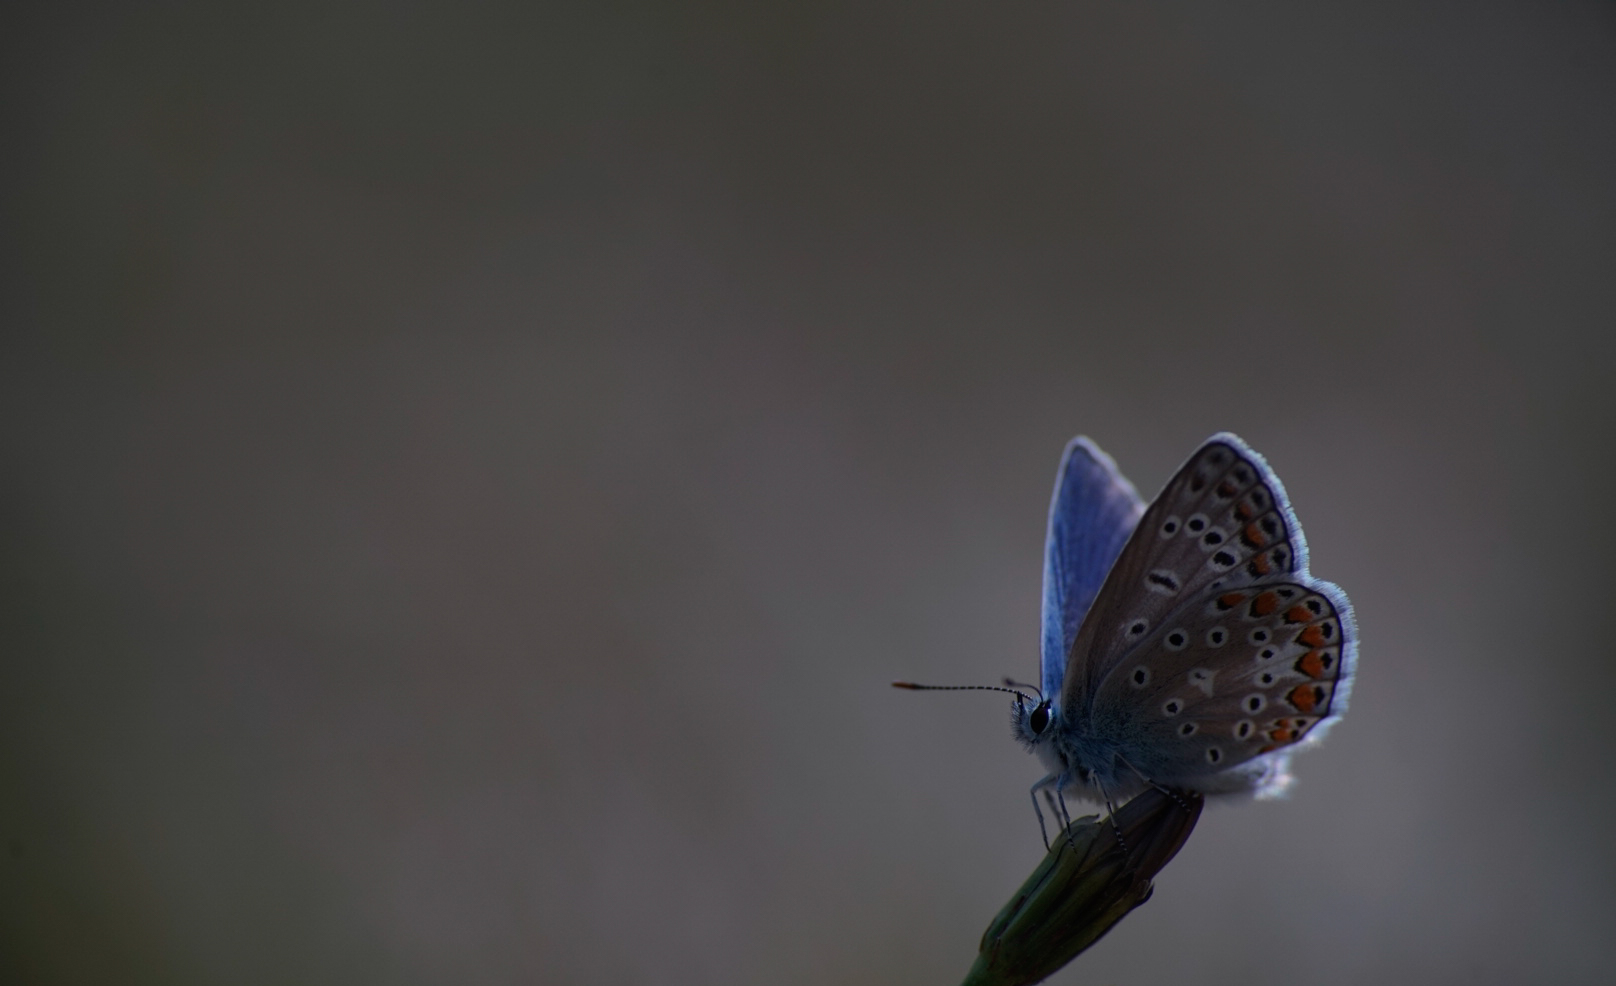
[[1059, 434, 1309, 713], [1040, 438, 1147, 700], [1092, 579, 1356, 783]]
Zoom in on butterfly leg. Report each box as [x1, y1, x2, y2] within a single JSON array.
[[1029, 775, 1059, 851], [1092, 775, 1128, 854], [1045, 788, 1081, 854], [1053, 788, 1080, 853], [1116, 753, 1196, 816], [1042, 787, 1063, 833]]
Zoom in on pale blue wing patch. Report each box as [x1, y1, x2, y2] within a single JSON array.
[[1040, 437, 1146, 702]]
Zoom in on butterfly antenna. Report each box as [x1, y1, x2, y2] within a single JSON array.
[[1002, 677, 1044, 703], [891, 682, 1037, 705]]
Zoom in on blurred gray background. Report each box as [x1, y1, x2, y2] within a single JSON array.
[[4, 2, 1614, 984]]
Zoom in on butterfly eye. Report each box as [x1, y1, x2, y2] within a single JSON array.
[[1029, 703, 1052, 736]]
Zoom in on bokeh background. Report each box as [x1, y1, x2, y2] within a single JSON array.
[[4, 2, 1614, 984]]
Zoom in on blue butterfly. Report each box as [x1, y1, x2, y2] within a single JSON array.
[[902, 434, 1357, 842]]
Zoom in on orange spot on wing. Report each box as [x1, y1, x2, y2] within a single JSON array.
[[1235, 500, 1255, 520], [1250, 552, 1273, 576], [1217, 480, 1238, 498], [1287, 684, 1318, 713], [1297, 625, 1329, 648], [1267, 727, 1295, 744], [1250, 591, 1280, 616], [1296, 651, 1327, 679], [1243, 522, 1268, 547], [1284, 605, 1313, 624], [1219, 592, 1247, 609]]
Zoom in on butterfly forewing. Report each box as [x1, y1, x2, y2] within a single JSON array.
[[1040, 438, 1147, 701], [1094, 580, 1353, 781], [1059, 435, 1307, 713]]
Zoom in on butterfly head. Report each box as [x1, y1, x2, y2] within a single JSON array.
[[1011, 695, 1058, 749]]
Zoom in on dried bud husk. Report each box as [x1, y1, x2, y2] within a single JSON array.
[[960, 787, 1204, 986]]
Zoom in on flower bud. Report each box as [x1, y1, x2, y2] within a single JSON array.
[[960, 787, 1204, 986]]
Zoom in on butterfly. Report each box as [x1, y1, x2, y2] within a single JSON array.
[[901, 434, 1356, 841]]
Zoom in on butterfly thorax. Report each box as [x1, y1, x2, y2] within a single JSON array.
[[1014, 698, 1145, 801]]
